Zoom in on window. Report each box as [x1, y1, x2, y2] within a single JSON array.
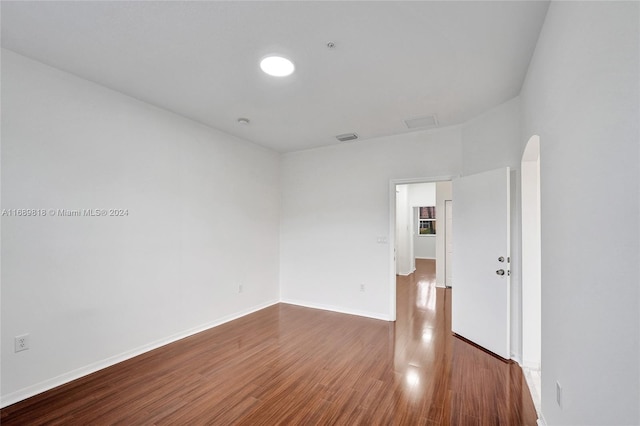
[[419, 206, 436, 235]]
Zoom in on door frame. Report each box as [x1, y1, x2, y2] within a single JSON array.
[[388, 175, 454, 322], [444, 199, 453, 287]]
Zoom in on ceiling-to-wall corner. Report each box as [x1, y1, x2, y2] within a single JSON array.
[[460, 96, 522, 176]]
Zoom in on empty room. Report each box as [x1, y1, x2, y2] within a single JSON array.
[[1, 1, 638, 425]]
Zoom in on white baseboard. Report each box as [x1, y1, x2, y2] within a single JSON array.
[[415, 257, 436, 260], [521, 364, 544, 426], [0, 299, 279, 408], [523, 360, 541, 370], [281, 298, 392, 322], [397, 268, 416, 276]]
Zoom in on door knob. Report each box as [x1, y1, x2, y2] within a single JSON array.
[[498, 256, 505, 262], [496, 269, 505, 276]]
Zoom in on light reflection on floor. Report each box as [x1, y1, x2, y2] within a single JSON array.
[[395, 258, 442, 399], [393, 258, 537, 424]]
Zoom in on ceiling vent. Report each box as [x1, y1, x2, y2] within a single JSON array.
[[404, 115, 439, 129], [336, 133, 358, 142]]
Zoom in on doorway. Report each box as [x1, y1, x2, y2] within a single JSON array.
[[389, 177, 453, 320], [444, 200, 453, 287]]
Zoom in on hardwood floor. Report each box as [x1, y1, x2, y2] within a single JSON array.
[[1, 259, 537, 425]]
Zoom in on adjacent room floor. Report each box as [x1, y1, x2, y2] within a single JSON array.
[[1, 259, 537, 425]]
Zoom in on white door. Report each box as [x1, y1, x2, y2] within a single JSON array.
[[452, 167, 510, 359], [445, 200, 453, 287], [395, 187, 401, 273]]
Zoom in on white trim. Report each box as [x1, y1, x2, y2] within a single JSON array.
[[415, 256, 436, 260], [391, 175, 456, 185], [523, 360, 541, 370], [389, 180, 398, 321], [521, 363, 544, 426], [0, 299, 279, 408], [397, 267, 416, 276], [281, 298, 392, 322]]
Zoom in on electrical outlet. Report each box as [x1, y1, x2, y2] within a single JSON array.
[[238, 284, 243, 294], [15, 334, 29, 352], [556, 381, 562, 408], [360, 284, 365, 292]]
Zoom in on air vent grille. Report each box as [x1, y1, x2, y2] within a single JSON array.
[[404, 115, 439, 129], [336, 133, 358, 142]]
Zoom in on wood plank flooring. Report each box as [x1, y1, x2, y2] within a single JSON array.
[[1, 259, 537, 425]]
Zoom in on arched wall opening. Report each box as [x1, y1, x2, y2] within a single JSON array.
[[521, 135, 541, 370]]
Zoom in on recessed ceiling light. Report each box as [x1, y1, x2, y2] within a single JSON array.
[[260, 56, 295, 77], [237, 117, 250, 125]]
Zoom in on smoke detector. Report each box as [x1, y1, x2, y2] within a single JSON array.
[[336, 133, 358, 142]]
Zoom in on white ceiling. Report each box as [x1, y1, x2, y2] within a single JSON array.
[[1, 1, 549, 153]]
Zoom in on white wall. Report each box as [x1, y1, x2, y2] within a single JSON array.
[[395, 184, 413, 276], [1, 50, 281, 405], [435, 180, 452, 286], [280, 127, 462, 319], [520, 2, 639, 424], [413, 230, 436, 260], [462, 97, 522, 175], [408, 182, 436, 207], [280, 97, 522, 322]]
